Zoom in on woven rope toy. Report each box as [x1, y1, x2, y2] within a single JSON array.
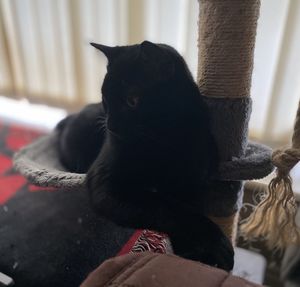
[[241, 100, 300, 249], [13, 0, 275, 245]]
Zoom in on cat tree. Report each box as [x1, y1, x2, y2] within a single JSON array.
[[197, 0, 300, 246], [196, 0, 273, 241], [17, 0, 300, 247]]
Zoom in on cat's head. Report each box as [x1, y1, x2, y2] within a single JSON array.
[[91, 41, 197, 135], [90, 41, 219, 187]]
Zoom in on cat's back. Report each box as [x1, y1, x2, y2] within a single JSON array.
[[57, 103, 106, 173]]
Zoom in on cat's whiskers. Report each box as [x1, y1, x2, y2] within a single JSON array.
[[106, 127, 124, 140], [96, 117, 108, 134], [95, 116, 125, 140]]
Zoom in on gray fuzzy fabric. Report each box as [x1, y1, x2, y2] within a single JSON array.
[[219, 141, 273, 181], [201, 96, 274, 216], [13, 131, 86, 189], [203, 96, 274, 180], [203, 96, 252, 161]]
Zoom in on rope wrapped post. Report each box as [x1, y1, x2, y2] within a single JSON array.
[[197, 0, 261, 242], [241, 101, 300, 249]]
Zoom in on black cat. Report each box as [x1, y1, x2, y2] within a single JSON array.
[[57, 41, 234, 271]]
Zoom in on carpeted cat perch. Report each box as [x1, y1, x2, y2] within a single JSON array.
[[15, 0, 299, 248]]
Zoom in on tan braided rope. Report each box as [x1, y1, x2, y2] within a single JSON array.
[[241, 101, 300, 249], [197, 0, 260, 243]]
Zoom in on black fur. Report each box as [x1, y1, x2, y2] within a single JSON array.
[[57, 103, 106, 173], [58, 41, 234, 270]]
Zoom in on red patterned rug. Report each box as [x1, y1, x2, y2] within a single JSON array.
[[0, 123, 42, 204]]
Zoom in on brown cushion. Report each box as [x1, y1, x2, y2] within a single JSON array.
[[80, 252, 262, 287]]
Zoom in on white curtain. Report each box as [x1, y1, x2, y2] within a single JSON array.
[[251, 0, 300, 146], [0, 0, 299, 146]]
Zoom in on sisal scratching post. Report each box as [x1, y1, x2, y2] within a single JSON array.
[[197, 0, 261, 243]]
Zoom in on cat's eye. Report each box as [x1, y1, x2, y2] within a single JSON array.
[[126, 94, 139, 108]]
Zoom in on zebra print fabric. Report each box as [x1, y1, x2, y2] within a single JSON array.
[[131, 230, 173, 254]]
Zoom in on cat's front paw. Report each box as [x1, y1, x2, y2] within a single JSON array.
[[196, 235, 234, 271], [169, 217, 234, 272], [173, 233, 234, 271]]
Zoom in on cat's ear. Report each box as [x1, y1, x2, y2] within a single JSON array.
[[90, 42, 119, 61], [140, 41, 162, 58], [140, 41, 175, 81]]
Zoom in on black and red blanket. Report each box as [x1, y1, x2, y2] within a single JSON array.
[[0, 121, 169, 287]]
